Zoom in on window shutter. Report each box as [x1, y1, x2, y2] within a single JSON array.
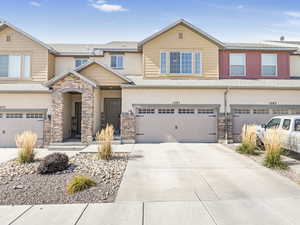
[[160, 52, 167, 73], [195, 52, 202, 74]]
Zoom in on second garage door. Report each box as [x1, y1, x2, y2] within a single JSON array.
[[135, 105, 218, 143], [231, 105, 300, 142]]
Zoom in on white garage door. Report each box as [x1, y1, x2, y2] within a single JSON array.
[[0, 111, 45, 147], [135, 105, 218, 143], [232, 105, 300, 142]]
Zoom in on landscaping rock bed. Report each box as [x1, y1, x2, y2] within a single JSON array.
[[0, 153, 128, 205]]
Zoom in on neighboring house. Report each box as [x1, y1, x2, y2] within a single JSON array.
[[1, 19, 300, 147]]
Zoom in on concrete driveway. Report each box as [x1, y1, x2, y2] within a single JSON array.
[[115, 143, 300, 225]]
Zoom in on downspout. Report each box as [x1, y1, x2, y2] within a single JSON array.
[[224, 87, 230, 144]]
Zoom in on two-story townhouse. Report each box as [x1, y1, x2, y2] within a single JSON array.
[[1, 19, 300, 147]]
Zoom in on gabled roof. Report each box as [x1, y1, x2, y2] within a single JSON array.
[[74, 60, 133, 83], [224, 42, 297, 51], [138, 19, 225, 49], [44, 70, 97, 87], [0, 19, 57, 54]]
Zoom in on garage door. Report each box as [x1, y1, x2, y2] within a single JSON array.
[[232, 105, 300, 142], [135, 105, 218, 143], [0, 111, 45, 147]]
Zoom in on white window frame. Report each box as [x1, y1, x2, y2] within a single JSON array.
[[75, 58, 88, 68], [160, 51, 202, 75], [261, 54, 277, 76], [111, 55, 124, 69], [229, 53, 246, 76], [0, 54, 31, 79], [180, 52, 193, 74]]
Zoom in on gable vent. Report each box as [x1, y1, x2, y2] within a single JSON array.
[[6, 35, 11, 42], [178, 32, 183, 39]]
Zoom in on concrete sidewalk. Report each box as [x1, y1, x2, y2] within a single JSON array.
[[2, 198, 300, 225]]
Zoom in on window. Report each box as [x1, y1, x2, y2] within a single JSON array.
[[138, 108, 155, 114], [273, 109, 289, 115], [0, 55, 30, 78], [158, 108, 175, 114], [253, 109, 269, 114], [234, 108, 250, 114], [26, 113, 44, 119], [230, 53, 246, 76], [75, 58, 88, 67], [111, 55, 123, 69], [295, 119, 300, 131], [178, 108, 195, 114], [160, 52, 201, 74], [262, 54, 277, 76], [6, 113, 23, 118], [198, 109, 214, 114], [266, 118, 281, 129], [282, 119, 291, 130]]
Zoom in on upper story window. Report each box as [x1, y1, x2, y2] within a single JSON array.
[[229, 53, 245, 76], [261, 54, 277, 76], [111, 55, 123, 69], [75, 58, 88, 67], [0, 54, 31, 79], [160, 51, 202, 75]]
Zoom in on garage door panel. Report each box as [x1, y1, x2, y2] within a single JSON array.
[[135, 106, 218, 143], [0, 112, 44, 147], [232, 106, 300, 142]]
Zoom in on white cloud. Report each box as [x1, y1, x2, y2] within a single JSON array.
[[284, 11, 300, 18], [89, 0, 127, 12], [29, 1, 41, 7]]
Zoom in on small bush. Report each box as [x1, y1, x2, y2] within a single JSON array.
[[96, 124, 114, 160], [236, 125, 257, 155], [37, 153, 69, 174], [66, 175, 96, 194], [263, 128, 287, 169], [15, 131, 37, 163]]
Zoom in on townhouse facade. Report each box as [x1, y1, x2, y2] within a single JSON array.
[[1, 19, 300, 147]]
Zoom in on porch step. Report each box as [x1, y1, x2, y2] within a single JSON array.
[[48, 142, 87, 151]]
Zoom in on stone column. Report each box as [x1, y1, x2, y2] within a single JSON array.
[[51, 91, 64, 142], [81, 89, 94, 144], [43, 119, 52, 146], [218, 113, 233, 143], [121, 112, 136, 144]]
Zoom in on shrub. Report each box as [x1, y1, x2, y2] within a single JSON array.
[[66, 175, 96, 194], [37, 153, 69, 174], [15, 131, 37, 163], [263, 128, 287, 169], [236, 124, 257, 155], [96, 124, 114, 160]]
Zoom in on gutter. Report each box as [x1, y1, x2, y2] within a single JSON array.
[[121, 84, 300, 90]]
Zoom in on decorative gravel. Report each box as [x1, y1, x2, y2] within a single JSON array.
[[0, 153, 128, 205]]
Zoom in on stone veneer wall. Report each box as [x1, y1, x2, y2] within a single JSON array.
[[50, 75, 94, 144], [120, 112, 136, 143], [43, 119, 51, 146]]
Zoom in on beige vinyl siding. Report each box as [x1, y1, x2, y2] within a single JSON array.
[[54, 53, 142, 76], [48, 53, 55, 80], [142, 24, 219, 79], [0, 27, 50, 82], [0, 93, 51, 109], [79, 64, 126, 86], [290, 55, 300, 77], [122, 88, 300, 113]]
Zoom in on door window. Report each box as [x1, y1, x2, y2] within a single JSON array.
[[294, 119, 300, 131], [282, 119, 291, 130], [266, 118, 281, 129]]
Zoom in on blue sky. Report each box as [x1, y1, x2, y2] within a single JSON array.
[[1, 0, 300, 44]]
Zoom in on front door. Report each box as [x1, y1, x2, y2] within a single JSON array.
[[104, 98, 121, 135], [75, 102, 82, 136]]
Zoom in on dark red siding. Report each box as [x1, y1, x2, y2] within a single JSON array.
[[219, 50, 290, 79]]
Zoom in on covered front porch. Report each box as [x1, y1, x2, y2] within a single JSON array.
[[44, 60, 132, 145]]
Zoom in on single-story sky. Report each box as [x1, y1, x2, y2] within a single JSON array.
[[1, 0, 300, 44]]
